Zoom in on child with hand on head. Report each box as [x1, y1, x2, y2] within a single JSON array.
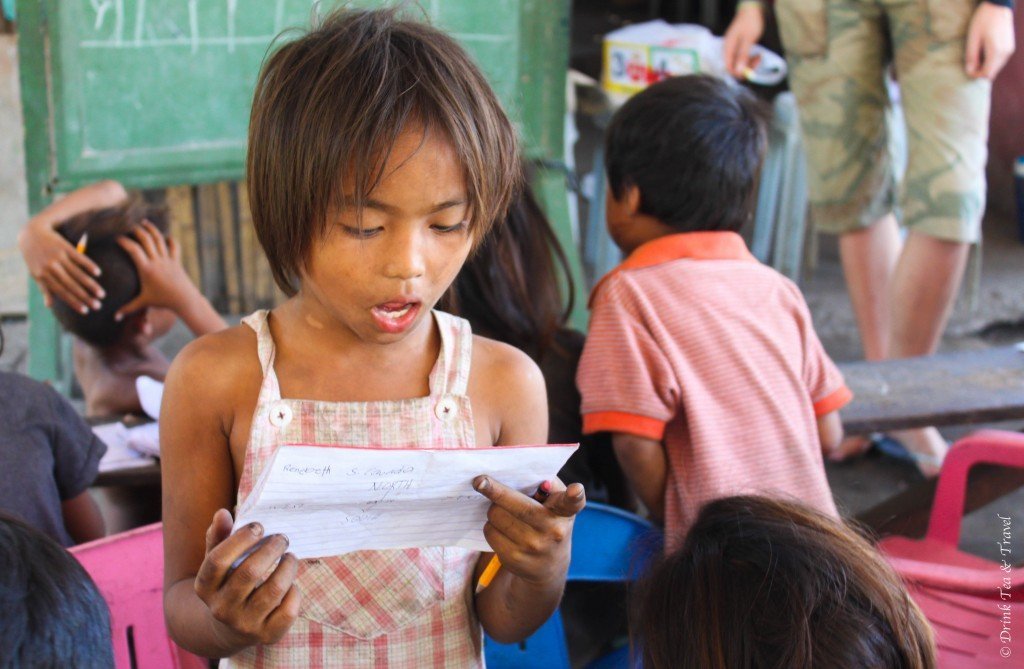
[[19, 180, 226, 416], [160, 9, 584, 666], [577, 74, 851, 548], [633, 495, 936, 669]]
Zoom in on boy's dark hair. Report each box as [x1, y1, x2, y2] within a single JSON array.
[[51, 198, 168, 347], [248, 7, 520, 295], [439, 168, 575, 361], [0, 513, 113, 667], [605, 75, 769, 233], [633, 495, 936, 669]]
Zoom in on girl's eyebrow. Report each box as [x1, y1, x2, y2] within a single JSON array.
[[341, 197, 467, 215]]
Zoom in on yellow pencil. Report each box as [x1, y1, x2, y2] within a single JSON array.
[[75, 232, 89, 254], [475, 480, 552, 594], [475, 555, 502, 594]]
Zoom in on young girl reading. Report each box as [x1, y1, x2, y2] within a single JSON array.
[[160, 8, 585, 667]]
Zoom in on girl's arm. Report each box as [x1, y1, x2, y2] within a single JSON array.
[[161, 331, 298, 658], [18, 180, 125, 313], [113, 221, 227, 335], [611, 432, 666, 523], [471, 341, 586, 643]]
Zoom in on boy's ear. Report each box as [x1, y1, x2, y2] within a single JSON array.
[[622, 184, 642, 217]]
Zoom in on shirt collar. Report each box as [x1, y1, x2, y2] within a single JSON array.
[[589, 231, 757, 307]]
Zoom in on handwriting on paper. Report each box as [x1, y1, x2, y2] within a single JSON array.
[[233, 443, 578, 559]]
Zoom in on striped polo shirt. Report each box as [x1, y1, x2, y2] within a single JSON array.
[[577, 231, 850, 547]]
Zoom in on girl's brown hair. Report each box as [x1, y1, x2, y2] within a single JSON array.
[[634, 496, 937, 669], [247, 7, 521, 294]]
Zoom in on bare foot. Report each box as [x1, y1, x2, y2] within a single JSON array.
[[825, 434, 873, 462], [889, 426, 948, 478]]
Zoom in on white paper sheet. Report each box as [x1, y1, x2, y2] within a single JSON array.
[[233, 443, 578, 559], [135, 375, 164, 420], [93, 422, 157, 472]]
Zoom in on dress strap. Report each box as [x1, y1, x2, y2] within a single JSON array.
[[431, 311, 473, 397], [241, 310, 282, 401]]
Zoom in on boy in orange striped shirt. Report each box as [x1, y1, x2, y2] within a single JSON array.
[[577, 75, 851, 547]]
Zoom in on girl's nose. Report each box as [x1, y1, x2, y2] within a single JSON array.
[[382, 231, 426, 280]]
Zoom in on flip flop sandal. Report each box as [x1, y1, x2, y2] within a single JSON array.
[[869, 433, 944, 478]]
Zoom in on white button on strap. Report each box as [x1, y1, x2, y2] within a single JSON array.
[[434, 395, 457, 423], [269, 402, 293, 428]]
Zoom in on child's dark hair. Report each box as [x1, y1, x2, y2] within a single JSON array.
[[247, 7, 520, 294], [0, 513, 113, 667], [51, 198, 168, 347], [605, 75, 769, 233], [439, 173, 575, 360], [633, 495, 936, 669]]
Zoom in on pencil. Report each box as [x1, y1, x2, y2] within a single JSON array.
[[75, 232, 89, 254], [475, 480, 552, 594]]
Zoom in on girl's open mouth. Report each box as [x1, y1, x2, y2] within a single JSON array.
[[370, 301, 421, 334]]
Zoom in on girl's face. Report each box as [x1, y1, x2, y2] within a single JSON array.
[[299, 127, 474, 345]]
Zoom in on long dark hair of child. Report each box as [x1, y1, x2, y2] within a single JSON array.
[[0, 513, 113, 666], [633, 495, 937, 669], [439, 178, 575, 362]]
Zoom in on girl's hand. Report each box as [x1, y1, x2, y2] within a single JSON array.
[[17, 224, 104, 314], [114, 221, 194, 321], [473, 476, 585, 587], [193, 509, 300, 648], [965, 3, 1015, 80], [723, 1, 766, 79]]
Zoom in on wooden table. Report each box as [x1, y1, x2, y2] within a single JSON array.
[[840, 345, 1024, 536], [839, 345, 1024, 435]]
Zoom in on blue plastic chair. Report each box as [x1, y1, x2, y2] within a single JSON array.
[[483, 503, 662, 669]]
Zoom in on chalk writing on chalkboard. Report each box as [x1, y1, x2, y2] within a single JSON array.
[[81, 0, 512, 54], [83, 0, 284, 52]]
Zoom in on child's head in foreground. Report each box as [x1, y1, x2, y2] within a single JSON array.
[[0, 513, 113, 667], [604, 75, 768, 253], [247, 7, 519, 308], [633, 495, 936, 669], [51, 199, 174, 348]]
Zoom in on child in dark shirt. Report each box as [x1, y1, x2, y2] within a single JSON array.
[[0, 326, 106, 546]]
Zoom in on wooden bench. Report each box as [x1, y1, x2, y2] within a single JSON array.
[[839, 345, 1024, 536]]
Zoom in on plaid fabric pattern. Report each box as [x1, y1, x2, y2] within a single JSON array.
[[222, 310, 484, 668]]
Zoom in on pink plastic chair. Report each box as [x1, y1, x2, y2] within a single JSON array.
[[879, 430, 1024, 667], [70, 522, 208, 669], [880, 429, 1024, 595]]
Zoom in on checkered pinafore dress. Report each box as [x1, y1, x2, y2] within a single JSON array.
[[222, 309, 484, 668]]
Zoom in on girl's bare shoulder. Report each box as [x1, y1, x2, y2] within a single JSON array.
[[469, 335, 545, 402], [164, 323, 262, 407]]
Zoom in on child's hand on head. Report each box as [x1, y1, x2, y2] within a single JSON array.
[[17, 223, 104, 314], [193, 509, 300, 648], [114, 221, 195, 321], [473, 476, 585, 587]]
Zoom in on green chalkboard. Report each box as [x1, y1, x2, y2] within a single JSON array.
[[17, 0, 569, 201]]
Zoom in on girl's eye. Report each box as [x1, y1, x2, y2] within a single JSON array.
[[431, 221, 467, 234], [342, 225, 382, 239]]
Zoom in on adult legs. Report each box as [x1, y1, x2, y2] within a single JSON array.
[[838, 213, 901, 362]]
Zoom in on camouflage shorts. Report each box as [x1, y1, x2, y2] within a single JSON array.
[[778, 0, 991, 243]]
